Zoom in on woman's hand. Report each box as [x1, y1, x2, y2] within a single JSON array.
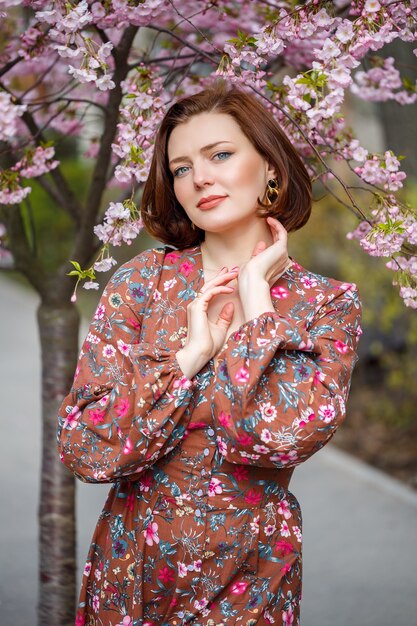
[[236, 217, 290, 322], [175, 268, 238, 378], [239, 217, 290, 286]]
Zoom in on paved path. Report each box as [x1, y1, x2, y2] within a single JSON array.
[[1, 275, 416, 626]]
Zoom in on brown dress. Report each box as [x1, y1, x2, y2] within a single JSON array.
[[57, 245, 362, 626]]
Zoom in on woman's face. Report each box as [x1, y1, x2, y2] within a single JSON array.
[[167, 112, 275, 234]]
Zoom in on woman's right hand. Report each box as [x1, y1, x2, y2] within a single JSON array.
[[175, 268, 238, 379]]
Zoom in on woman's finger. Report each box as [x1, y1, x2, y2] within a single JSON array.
[[195, 285, 235, 302], [199, 270, 238, 294], [216, 302, 234, 328]]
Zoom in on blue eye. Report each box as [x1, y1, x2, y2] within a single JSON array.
[[214, 151, 232, 161], [173, 166, 190, 177]]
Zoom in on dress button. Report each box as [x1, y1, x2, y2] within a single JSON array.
[[203, 448, 210, 456], [207, 428, 215, 436]]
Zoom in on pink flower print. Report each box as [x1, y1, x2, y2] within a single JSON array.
[[270, 450, 298, 465], [260, 401, 277, 423], [275, 539, 294, 556], [144, 521, 159, 546], [75, 612, 86, 626], [253, 444, 269, 454], [165, 251, 181, 264], [64, 405, 81, 430], [92, 594, 100, 612], [278, 499, 292, 520], [282, 605, 295, 625], [236, 433, 253, 446], [299, 408, 315, 428], [260, 428, 272, 443], [279, 520, 291, 537], [179, 260, 193, 276], [335, 340, 349, 354], [94, 303, 105, 320], [216, 436, 227, 456], [83, 561, 92, 576], [102, 344, 116, 358], [232, 465, 249, 481], [139, 473, 153, 492], [235, 366, 249, 384], [177, 561, 188, 578], [173, 376, 192, 390], [244, 489, 262, 506], [280, 562, 293, 576], [164, 277, 177, 291], [250, 515, 260, 535], [123, 438, 133, 455], [170, 596, 178, 607], [127, 316, 141, 331], [116, 617, 133, 626], [318, 403, 336, 423], [125, 491, 135, 512], [158, 566, 175, 584], [293, 525, 303, 542], [115, 398, 130, 417], [208, 477, 223, 496], [265, 524, 276, 537], [86, 332, 100, 345], [193, 559, 202, 572], [153, 290, 161, 302], [313, 370, 325, 384], [231, 581, 248, 595], [218, 410, 232, 428], [117, 339, 131, 356], [271, 285, 289, 299], [89, 408, 105, 426], [298, 337, 314, 350], [300, 275, 318, 289]]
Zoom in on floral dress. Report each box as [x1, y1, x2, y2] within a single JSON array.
[[57, 245, 362, 626]]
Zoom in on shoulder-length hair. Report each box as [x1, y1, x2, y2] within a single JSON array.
[[141, 82, 312, 248]]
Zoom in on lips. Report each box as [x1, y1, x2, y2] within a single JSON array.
[[197, 195, 227, 209]]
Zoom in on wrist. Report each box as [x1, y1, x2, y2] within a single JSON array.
[[176, 345, 209, 379]]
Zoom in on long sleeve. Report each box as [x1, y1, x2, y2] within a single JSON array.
[[212, 282, 362, 469], [57, 251, 195, 483]]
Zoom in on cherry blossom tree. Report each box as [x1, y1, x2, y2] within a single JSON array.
[[0, 1, 416, 624]]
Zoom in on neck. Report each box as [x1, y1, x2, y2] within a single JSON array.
[[200, 219, 274, 271]]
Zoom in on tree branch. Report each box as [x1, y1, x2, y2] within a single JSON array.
[[70, 25, 139, 269]]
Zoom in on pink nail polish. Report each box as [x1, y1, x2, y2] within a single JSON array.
[[231, 266, 239, 272]]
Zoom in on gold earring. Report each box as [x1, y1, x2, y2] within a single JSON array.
[[265, 178, 279, 206], [191, 222, 196, 231]]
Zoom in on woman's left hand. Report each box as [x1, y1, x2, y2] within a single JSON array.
[[238, 217, 290, 286]]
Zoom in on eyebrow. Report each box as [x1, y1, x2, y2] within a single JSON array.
[[168, 141, 234, 166]]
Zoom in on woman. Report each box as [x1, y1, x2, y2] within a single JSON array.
[[58, 83, 362, 626]]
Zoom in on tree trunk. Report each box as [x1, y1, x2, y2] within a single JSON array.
[[37, 301, 80, 626]]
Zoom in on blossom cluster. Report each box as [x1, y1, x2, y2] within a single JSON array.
[[0, 0, 416, 306]]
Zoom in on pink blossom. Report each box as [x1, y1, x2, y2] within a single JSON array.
[[318, 403, 336, 423], [208, 477, 223, 496], [123, 438, 133, 455], [230, 581, 248, 595], [218, 411, 231, 428], [244, 489, 262, 505], [234, 367, 249, 384], [144, 521, 159, 546], [89, 408, 105, 426]]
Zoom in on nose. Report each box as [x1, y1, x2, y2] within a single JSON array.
[[193, 163, 214, 189]]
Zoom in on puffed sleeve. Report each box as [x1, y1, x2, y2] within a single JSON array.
[[212, 283, 362, 468], [57, 251, 195, 483]]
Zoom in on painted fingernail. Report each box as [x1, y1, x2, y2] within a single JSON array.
[[230, 266, 239, 272]]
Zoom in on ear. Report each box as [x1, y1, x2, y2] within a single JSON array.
[[266, 163, 277, 181]]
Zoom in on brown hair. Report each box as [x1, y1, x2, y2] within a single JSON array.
[[141, 82, 312, 248]]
